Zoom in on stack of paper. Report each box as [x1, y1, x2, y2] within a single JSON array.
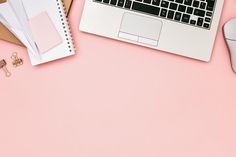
[[0, 0, 40, 59], [0, 0, 75, 65], [0, 0, 73, 46]]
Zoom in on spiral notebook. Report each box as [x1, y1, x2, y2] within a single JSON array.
[[0, 0, 75, 65]]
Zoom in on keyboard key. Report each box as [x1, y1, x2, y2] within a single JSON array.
[[184, 0, 192, 6], [206, 11, 212, 16], [203, 23, 210, 28], [190, 19, 196, 25], [167, 10, 175, 19], [193, 0, 199, 7], [161, 1, 169, 8], [95, 0, 102, 2], [200, 2, 206, 9], [206, 0, 215, 11], [160, 8, 168, 17], [182, 14, 190, 23], [110, 0, 117, 5], [194, 8, 205, 17], [169, 3, 178, 10], [175, 0, 183, 4], [124, 0, 132, 8], [144, 0, 152, 4], [197, 17, 203, 26], [152, 0, 160, 6], [174, 12, 182, 21], [103, 0, 110, 3], [117, 0, 124, 7], [132, 2, 160, 16], [178, 5, 186, 12], [205, 17, 211, 22], [186, 7, 193, 14]]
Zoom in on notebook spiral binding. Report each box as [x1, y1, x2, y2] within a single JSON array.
[[56, 0, 75, 53]]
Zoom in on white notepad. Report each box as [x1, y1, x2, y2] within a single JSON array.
[[0, 0, 75, 65]]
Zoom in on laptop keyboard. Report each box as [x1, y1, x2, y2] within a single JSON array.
[[93, 0, 216, 29]]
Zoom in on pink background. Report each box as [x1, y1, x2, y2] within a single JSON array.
[[1, 0, 236, 157]]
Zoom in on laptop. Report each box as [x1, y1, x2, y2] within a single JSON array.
[[80, 0, 224, 61]]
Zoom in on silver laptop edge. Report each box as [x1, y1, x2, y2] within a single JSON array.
[[80, 0, 224, 61]]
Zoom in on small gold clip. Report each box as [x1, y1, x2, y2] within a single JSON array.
[[11, 52, 23, 67], [0, 59, 11, 77]]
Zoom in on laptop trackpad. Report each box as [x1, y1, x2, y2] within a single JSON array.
[[118, 13, 162, 46]]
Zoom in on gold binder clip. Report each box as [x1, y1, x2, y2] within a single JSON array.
[[0, 59, 11, 77], [11, 52, 23, 67]]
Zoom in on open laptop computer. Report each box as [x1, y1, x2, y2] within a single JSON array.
[[80, 0, 224, 61]]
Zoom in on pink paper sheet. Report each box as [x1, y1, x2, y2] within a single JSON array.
[[29, 12, 62, 54]]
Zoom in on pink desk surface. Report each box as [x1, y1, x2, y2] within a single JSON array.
[[1, 0, 236, 157]]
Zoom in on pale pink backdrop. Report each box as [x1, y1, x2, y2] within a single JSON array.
[[0, 0, 236, 157]]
